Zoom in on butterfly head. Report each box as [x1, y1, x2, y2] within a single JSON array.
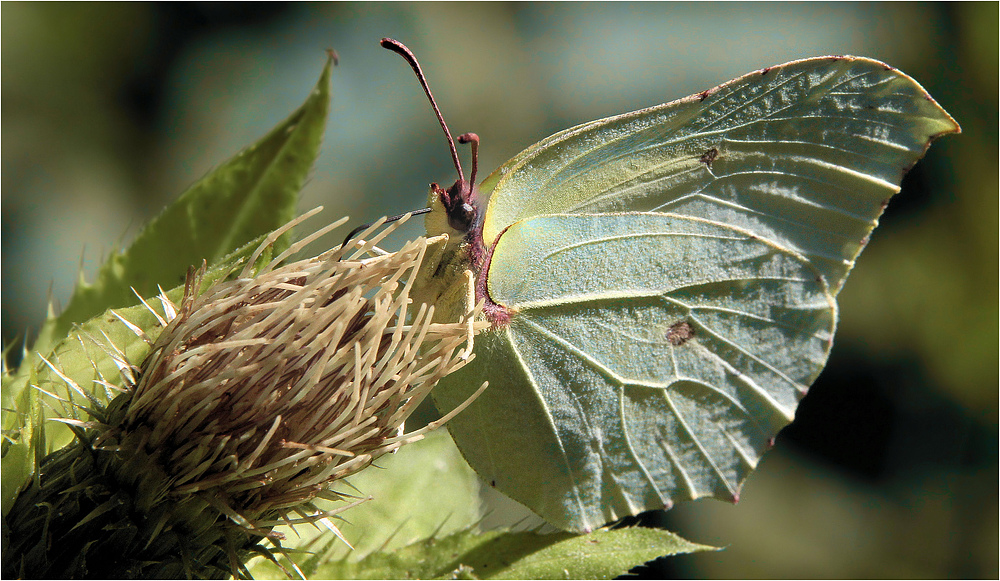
[[429, 131, 481, 238], [432, 180, 476, 233]]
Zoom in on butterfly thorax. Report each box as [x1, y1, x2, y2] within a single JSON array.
[[412, 179, 510, 326]]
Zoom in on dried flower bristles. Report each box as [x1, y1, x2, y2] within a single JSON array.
[[123, 209, 485, 519], [4, 209, 487, 579]]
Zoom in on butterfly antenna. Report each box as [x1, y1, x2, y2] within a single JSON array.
[[340, 207, 432, 250], [458, 133, 479, 188], [381, 38, 464, 183]]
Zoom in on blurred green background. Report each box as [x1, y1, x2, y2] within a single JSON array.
[[2, 2, 996, 578]]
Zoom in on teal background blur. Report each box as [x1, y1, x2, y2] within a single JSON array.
[[2, 3, 996, 578]]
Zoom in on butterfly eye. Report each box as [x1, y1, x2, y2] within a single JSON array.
[[448, 202, 476, 232]]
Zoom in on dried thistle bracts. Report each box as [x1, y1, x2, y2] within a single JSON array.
[[3, 210, 486, 579], [124, 209, 484, 509]]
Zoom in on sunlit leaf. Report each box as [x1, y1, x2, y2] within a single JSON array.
[[304, 526, 714, 579]]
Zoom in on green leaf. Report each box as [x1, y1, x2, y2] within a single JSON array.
[[329, 430, 483, 559], [307, 526, 715, 579], [248, 432, 712, 580], [1, 55, 333, 517], [30, 52, 334, 359], [248, 430, 483, 578]]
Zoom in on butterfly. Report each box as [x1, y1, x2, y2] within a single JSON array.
[[380, 39, 961, 533]]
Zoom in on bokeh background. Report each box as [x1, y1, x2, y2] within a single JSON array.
[[3, 3, 996, 578]]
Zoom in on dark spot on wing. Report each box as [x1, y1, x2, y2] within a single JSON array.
[[699, 147, 719, 167], [698, 89, 711, 102], [666, 321, 695, 346]]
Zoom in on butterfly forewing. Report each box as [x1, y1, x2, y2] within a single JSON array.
[[480, 56, 959, 294]]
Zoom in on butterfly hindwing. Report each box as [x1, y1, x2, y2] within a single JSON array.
[[437, 213, 834, 531]]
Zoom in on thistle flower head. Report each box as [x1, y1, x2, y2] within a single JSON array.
[[125, 209, 481, 519], [7, 209, 485, 578]]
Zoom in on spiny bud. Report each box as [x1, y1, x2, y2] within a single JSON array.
[[3, 210, 485, 579]]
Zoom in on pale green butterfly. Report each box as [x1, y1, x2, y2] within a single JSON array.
[[380, 39, 960, 533]]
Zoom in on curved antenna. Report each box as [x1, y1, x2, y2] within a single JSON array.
[[340, 207, 432, 250], [381, 38, 464, 183], [458, 133, 480, 188]]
